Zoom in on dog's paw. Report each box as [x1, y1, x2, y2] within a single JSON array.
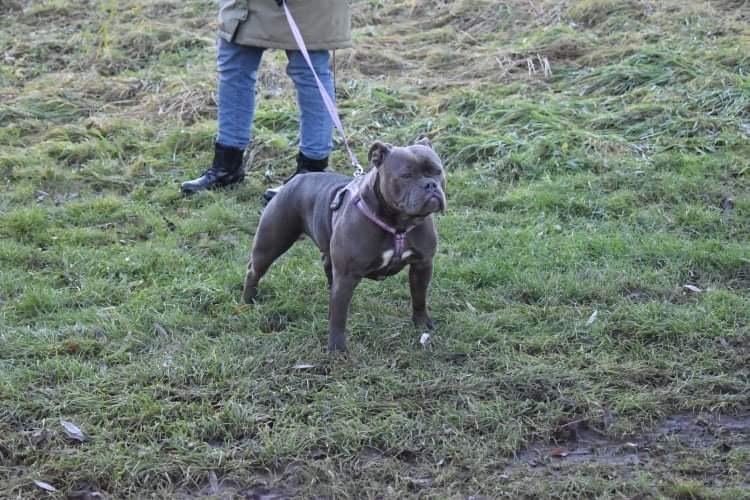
[[242, 286, 258, 304], [327, 333, 348, 354]]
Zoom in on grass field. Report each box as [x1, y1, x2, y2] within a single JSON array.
[[1, 0, 749, 498]]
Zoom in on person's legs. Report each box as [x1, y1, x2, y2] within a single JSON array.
[[285, 49, 335, 161], [216, 39, 264, 150], [181, 39, 264, 194], [262, 49, 334, 202]]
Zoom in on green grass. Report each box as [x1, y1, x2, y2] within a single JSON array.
[[1, 0, 749, 498]]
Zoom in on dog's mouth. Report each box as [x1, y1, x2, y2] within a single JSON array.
[[426, 192, 446, 213], [410, 192, 445, 216], [434, 192, 447, 212]]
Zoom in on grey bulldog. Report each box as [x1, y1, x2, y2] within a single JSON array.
[[242, 139, 447, 352]]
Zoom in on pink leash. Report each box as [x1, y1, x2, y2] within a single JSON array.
[[281, 1, 364, 176], [284, 2, 417, 258]]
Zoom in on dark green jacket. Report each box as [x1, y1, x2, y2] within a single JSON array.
[[219, 0, 352, 50]]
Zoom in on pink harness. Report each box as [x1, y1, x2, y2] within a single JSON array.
[[332, 177, 416, 262], [352, 196, 415, 260]]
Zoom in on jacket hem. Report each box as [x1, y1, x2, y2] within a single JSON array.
[[217, 33, 353, 51]]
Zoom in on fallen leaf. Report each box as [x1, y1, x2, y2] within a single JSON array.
[[419, 332, 431, 346], [154, 323, 168, 337], [61, 419, 87, 442], [292, 364, 315, 370], [683, 284, 702, 293], [465, 301, 477, 313], [405, 477, 432, 488], [720, 196, 735, 212], [585, 310, 598, 326], [550, 447, 569, 458], [33, 480, 58, 492]]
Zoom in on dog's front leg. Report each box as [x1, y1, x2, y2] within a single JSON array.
[[328, 272, 361, 353], [409, 261, 435, 331]]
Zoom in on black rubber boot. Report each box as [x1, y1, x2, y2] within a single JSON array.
[[180, 143, 245, 195], [263, 151, 328, 203]]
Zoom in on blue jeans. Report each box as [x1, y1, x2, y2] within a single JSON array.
[[216, 38, 334, 160]]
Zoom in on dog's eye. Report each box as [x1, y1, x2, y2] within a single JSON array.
[[422, 165, 441, 177]]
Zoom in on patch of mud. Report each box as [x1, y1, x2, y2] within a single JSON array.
[[655, 413, 750, 447], [180, 475, 290, 500], [510, 426, 642, 471], [506, 413, 750, 475]]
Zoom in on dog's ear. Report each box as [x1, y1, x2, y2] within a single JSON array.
[[368, 141, 392, 168], [416, 137, 433, 149]]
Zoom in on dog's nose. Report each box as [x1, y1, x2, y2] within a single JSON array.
[[424, 179, 438, 192]]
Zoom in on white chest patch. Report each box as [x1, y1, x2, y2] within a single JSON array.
[[379, 248, 413, 269], [379, 249, 395, 269]]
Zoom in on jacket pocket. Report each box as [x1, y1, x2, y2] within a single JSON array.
[[218, 0, 249, 42]]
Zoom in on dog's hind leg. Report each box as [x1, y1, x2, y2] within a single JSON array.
[[242, 207, 303, 304], [323, 254, 333, 289]]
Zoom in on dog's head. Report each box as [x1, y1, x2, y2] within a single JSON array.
[[368, 138, 446, 217]]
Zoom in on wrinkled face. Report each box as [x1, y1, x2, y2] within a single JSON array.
[[369, 141, 447, 217]]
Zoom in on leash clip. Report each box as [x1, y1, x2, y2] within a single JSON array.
[[283, 2, 363, 177], [353, 161, 364, 177]]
